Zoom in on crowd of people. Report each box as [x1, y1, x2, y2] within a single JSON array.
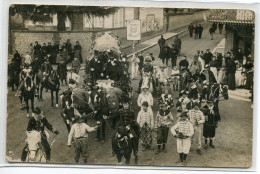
[[7, 23, 254, 166]]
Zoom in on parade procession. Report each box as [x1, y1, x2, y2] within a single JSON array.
[[6, 5, 254, 168]]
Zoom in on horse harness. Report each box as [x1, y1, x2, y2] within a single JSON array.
[[115, 132, 129, 149]]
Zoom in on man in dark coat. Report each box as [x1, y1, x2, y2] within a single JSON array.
[[179, 56, 189, 70], [21, 107, 59, 162], [203, 49, 213, 65], [170, 44, 179, 68], [226, 58, 236, 90], [138, 52, 144, 73], [235, 48, 244, 63], [162, 43, 171, 66], [198, 24, 204, 39], [158, 35, 166, 60], [209, 26, 215, 40], [13, 50, 22, 68], [34, 41, 42, 62], [41, 43, 48, 59], [105, 56, 120, 81], [218, 23, 224, 34], [65, 39, 73, 63], [201, 100, 220, 149], [200, 65, 217, 100], [188, 23, 194, 38], [88, 51, 104, 84], [194, 25, 199, 39], [174, 35, 182, 55]]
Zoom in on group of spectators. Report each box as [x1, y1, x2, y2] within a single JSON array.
[[8, 39, 84, 89], [188, 23, 204, 39], [177, 48, 254, 91], [157, 35, 182, 69]]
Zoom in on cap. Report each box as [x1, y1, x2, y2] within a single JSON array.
[[207, 99, 214, 103], [193, 102, 200, 108], [33, 107, 41, 115], [180, 111, 188, 117]]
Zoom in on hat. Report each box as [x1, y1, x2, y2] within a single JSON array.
[[193, 102, 200, 108], [180, 111, 188, 117], [33, 107, 41, 115], [142, 101, 149, 107], [207, 99, 214, 103]]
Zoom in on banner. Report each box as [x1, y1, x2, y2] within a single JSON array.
[[127, 20, 141, 40]]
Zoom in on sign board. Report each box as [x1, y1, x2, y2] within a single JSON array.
[[127, 20, 141, 40]]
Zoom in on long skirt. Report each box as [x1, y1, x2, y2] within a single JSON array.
[[74, 50, 83, 63], [227, 72, 236, 90], [245, 72, 253, 90], [140, 123, 152, 147], [203, 124, 216, 138], [210, 67, 218, 81], [217, 68, 227, 84]]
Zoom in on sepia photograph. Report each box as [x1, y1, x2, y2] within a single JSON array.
[[6, 4, 254, 168]]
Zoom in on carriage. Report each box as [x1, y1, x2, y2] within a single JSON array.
[[85, 32, 132, 99]]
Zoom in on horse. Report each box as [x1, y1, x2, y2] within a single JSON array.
[[8, 62, 20, 91], [209, 83, 229, 118], [19, 75, 35, 117], [37, 70, 60, 108], [60, 88, 94, 128], [112, 126, 138, 164], [25, 130, 49, 162]]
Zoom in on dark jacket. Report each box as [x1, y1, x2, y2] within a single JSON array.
[[201, 104, 220, 124], [203, 52, 213, 65], [27, 116, 54, 133]]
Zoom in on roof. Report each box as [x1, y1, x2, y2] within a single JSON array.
[[209, 9, 254, 25]]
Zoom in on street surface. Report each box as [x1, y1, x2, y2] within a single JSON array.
[[6, 25, 253, 167]]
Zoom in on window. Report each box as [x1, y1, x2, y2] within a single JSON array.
[[71, 14, 83, 31]]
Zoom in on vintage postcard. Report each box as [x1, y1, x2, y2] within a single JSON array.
[[6, 4, 254, 168]]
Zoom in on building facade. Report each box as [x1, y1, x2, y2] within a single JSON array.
[[24, 7, 164, 33], [209, 9, 254, 58], [10, 7, 164, 58]]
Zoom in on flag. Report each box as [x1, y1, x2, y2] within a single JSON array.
[[203, 13, 207, 22]]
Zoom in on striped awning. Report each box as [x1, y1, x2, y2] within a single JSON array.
[[209, 19, 254, 25]]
